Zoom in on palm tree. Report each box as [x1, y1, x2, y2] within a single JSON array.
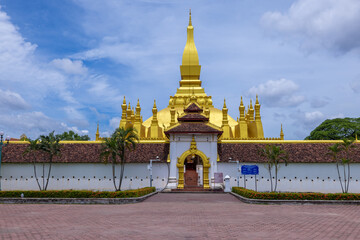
[[328, 143, 344, 193], [328, 139, 356, 193], [258, 145, 288, 192], [100, 126, 139, 191], [100, 134, 120, 190], [38, 131, 62, 190], [340, 139, 356, 193], [23, 138, 42, 190]]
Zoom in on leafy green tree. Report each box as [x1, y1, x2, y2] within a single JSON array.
[[23, 138, 42, 190], [305, 118, 360, 140], [258, 145, 288, 192], [56, 130, 90, 141], [100, 127, 139, 191], [38, 131, 62, 190]]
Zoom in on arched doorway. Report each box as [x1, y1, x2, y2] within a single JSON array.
[[184, 155, 203, 187], [177, 148, 210, 189]]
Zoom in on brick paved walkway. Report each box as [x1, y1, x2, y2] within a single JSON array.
[[0, 193, 360, 240]]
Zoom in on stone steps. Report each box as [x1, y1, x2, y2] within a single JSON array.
[[170, 186, 224, 193]]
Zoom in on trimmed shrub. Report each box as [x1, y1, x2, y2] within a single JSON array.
[[0, 187, 155, 198], [232, 187, 360, 201]]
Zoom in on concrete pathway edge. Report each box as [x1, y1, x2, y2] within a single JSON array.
[[0, 191, 158, 204], [230, 191, 360, 205]]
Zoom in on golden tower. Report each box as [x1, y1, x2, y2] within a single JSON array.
[[122, 11, 279, 140]]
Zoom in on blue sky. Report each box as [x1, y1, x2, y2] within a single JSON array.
[[0, 0, 359, 140]]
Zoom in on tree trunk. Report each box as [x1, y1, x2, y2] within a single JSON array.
[[336, 161, 344, 193], [112, 156, 117, 191], [274, 165, 278, 192], [42, 162, 45, 191], [32, 152, 41, 191], [268, 164, 273, 192], [119, 152, 125, 191], [44, 156, 53, 191], [347, 162, 351, 193], [343, 163, 347, 193]]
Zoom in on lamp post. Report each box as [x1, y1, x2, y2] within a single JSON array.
[[0, 131, 10, 191], [229, 157, 240, 187], [148, 156, 160, 187]]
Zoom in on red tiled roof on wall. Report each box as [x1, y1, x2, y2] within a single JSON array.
[[2, 142, 360, 164], [2, 143, 169, 163], [218, 143, 360, 163]]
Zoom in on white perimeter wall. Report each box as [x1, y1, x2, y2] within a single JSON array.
[[218, 162, 360, 193], [1, 163, 169, 191], [3, 162, 360, 193]]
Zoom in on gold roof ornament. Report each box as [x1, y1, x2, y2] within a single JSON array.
[[95, 122, 100, 141]]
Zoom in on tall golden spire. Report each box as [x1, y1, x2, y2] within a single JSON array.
[[171, 10, 211, 108], [239, 96, 245, 121], [119, 96, 127, 128], [182, 9, 199, 66], [180, 9, 201, 82], [249, 100, 254, 121]]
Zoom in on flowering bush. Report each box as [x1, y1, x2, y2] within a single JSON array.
[[232, 187, 360, 201], [0, 187, 155, 198]]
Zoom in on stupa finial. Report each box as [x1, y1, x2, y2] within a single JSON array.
[[189, 9, 192, 26]]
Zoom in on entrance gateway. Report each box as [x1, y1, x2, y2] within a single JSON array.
[[176, 137, 211, 189], [164, 101, 223, 190]]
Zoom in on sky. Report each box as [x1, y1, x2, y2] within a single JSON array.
[[0, 0, 359, 140]]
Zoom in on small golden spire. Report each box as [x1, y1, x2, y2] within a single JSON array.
[[223, 98, 227, 108], [189, 9, 192, 26], [127, 102, 131, 110], [153, 99, 157, 108], [256, 95, 259, 105], [96, 122, 100, 141], [123, 96, 126, 105], [137, 99, 140, 108], [250, 99, 253, 109], [240, 96, 244, 106], [280, 124, 284, 140]]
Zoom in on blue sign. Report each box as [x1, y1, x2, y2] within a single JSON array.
[[241, 165, 259, 175]]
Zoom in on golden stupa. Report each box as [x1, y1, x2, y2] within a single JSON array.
[[112, 11, 281, 141]]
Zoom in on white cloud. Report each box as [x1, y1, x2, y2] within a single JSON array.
[[0, 111, 66, 139], [0, 6, 90, 138], [0, 89, 30, 110], [50, 58, 88, 75], [109, 117, 121, 130], [87, 75, 124, 105], [291, 109, 325, 129], [247, 78, 305, 107], [310, 97, 330, 108], [304, 111, 324, 124], [329, 113, 345, 119], [261, 0, 360, 53], [350, 80, 360, 93], [60, 123, 89, 136]]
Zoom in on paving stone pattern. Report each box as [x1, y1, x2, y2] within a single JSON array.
[[0, 193, 360, 239]]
